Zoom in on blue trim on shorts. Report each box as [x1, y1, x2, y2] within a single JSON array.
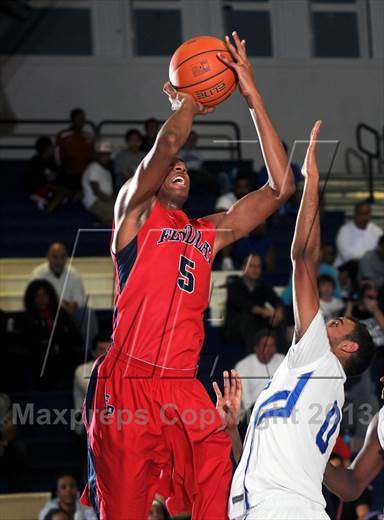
[[85, 355, 105, 426], [88, 443, 100, 519]]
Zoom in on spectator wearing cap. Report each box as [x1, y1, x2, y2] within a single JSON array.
[[82, 140, 115, 224], [114, 129, 145, 189], [56, 108, 94, 194]]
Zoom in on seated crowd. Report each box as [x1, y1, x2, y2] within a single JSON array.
[[2, 108, 384, 519]]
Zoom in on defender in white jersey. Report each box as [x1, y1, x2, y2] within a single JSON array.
[[229, 121, 375, 520], [324, 377, 384, 501]]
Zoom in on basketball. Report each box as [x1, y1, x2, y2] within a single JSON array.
[[169, 36, 238, 107]]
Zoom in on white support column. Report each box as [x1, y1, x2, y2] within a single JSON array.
[[91, 0, 125, 57], [274, 0, 311, 58]]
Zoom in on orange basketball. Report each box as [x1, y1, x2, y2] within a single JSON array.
[[169, 36, 238, 107]]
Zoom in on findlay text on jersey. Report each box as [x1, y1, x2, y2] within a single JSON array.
[[157, 224, 213, 263]]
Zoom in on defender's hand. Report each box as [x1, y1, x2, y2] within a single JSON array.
[[163, 81, 214, 115], [217, 31, 256, 99], [213, 369, 242, 431], [302, 120, 322, 179]]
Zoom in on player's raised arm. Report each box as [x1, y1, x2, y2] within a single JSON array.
[[211, 32, 295, 252], [323, 411, 384, 501], [113, 84, 213, 252], [290, 121, 322, 338]]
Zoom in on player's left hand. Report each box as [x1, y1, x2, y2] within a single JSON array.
[[213, 369, 242, 431], [163, 81, 214, 115], [217, 31, 256, 99]]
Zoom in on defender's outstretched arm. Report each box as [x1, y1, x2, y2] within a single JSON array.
[[290, 121, 322, 338]]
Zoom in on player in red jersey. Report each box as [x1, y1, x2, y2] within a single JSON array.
[[81, 32, 296, 520]]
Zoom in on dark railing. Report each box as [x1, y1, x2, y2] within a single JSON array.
[[356, 123, 382, 202], [97, 119, 242, 160], [0, 118, 242, 160]]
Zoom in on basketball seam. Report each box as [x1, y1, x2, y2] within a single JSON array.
[[172, 67, 233, 90], [171, 48, 230, 75]]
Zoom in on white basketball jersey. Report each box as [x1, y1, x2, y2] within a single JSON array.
[[378, 407, 384, 451], [229, 311, 346, 519]]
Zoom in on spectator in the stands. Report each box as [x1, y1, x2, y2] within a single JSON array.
[[346, 283, 384, 347], [148, 499, 171, 520], [224, 253, 284, 346], [0, 393, 28, 493], [113, 129, 145, 189], [73, 332, 110, 434], [43, 509, 70, 520], [230, 222, 276, 272], [56, 108, 94, 194], [178, 130, 203, 171], [82, 140, 115, 225], [335, 202, 383, 267], [258, 141, 301, 218], [216, 176, 253, 270], [22, 279, 82, 389], [318, 274, 344, 321], [282, 243, 342, 308], [26, 136, 70, 212], [359, 235, 384, 288], [141, 117, 160, 151], [215, 175, 252, 212], [258, 141, 302, 185], [32, 242, 98, 350], [235, 330, 284, 411], [39, 474, 96, 520]]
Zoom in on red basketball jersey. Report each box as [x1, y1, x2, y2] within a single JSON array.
[[111, 199, 215, 369]]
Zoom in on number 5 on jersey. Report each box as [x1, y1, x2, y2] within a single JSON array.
[[177, 255, 195, 293]]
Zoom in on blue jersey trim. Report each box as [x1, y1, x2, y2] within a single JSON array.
[[116, 236, 138, 291]]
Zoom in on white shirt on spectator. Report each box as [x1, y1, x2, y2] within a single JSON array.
[[215, 192, 237, 211], [82, 161, 113, 209], [235, 352, 284, 411], [32, 262, 86, 307], [319, 297, 344, 321], [335, 220, 382, 266], [39, 497, 96, 520]]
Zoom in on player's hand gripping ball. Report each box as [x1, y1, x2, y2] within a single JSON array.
[[169, 35, 238, 107]]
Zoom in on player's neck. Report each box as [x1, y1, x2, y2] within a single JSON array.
[[157, 194, 184, 211]]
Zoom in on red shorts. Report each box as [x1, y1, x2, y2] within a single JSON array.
[[80, 347, 232, 520]]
